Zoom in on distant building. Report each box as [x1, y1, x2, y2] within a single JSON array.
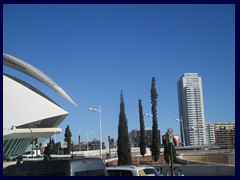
[[215, 122, 235, 147], [205, 122, 235, 147], [178, 73, 206, 146], [129, 128, 161, 147], [74, 139, 106, 151]]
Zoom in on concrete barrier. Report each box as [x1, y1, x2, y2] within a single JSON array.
[[179, 165, 235, 176], [153, 165, 235, 176], [177, 153, 235, 165]]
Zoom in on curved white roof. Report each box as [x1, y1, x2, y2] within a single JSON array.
[[3, 74, 69, 158], [3, 74, 69, 130], [3, 53, 77, 107]]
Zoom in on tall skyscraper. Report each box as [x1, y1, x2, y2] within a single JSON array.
[[177, 73, 206, 146]]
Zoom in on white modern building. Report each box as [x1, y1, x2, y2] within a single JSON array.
[[205, 123, 216, 145], [3, 53, 76, 159], [177, 73, 206, 146]]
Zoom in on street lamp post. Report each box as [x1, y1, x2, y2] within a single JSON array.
[[175, 117, 185, 147], [87, 131, 94, 156], [145, 113, 153, 117], [88, 105, 102, 159], [144, 113, 153, 126]]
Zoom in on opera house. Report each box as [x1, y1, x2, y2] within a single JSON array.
[[3, 53, 76, 159]]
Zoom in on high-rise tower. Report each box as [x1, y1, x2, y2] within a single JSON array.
[[178, 73, 206, 146]]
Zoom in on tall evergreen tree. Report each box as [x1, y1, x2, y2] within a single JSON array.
[[117, 91, 132, 165], [44, 138, 56, 153], [44, 138, 51, 155], [151, 77, 160, 162], [138, 99, 146, 158], [50, 138, 58, 154], [64, 125, 72, 154]]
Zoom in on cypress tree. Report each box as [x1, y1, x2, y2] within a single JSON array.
[[44, 138, 51, 155], [43, 137, 57, 159], [64, 125, 72, 154], [50, 138, 58, 154], [138, 99, 146, 159], [117, 91, 132, 165], [151, 77, 160, 162]]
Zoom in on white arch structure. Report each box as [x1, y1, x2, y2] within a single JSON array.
[[3, 53, 76, 159]]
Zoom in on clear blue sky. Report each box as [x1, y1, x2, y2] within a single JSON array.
[[3, 4, 235, 147]]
